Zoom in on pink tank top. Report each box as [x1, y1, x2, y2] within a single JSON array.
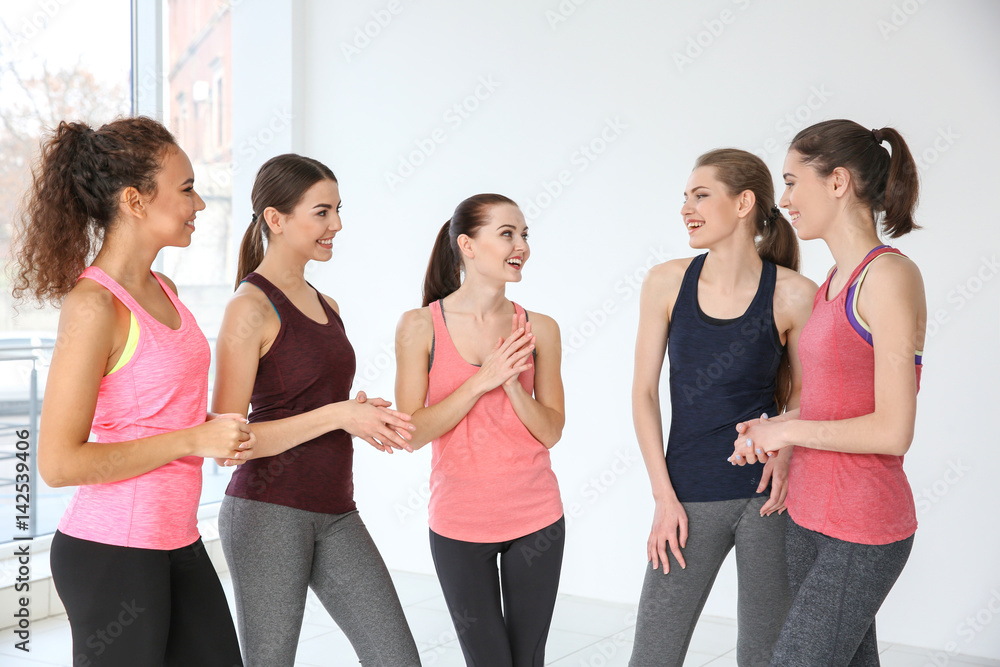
[[58, 267, 210, 549], [787, 247, 921, 545], [426, 300, 563, 542]]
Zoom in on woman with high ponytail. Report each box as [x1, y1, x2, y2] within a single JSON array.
[[629, 149, 817, 667], [13, 117, 246, 665], [731, 120, 926, 665], [395, 194, 566, 665], [212, 154, 420, 666]]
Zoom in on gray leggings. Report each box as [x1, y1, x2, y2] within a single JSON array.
[[629, 496, 790, 667], [219, 496, 420, 667], [770, 518, 913, 667]]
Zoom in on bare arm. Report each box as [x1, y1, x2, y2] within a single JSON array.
[[738, 257, 925, 460], [502, 312, 564, 448], [632, 261, 691, 572], [212, 288, 413, 458], [39, 282, 250, 488]]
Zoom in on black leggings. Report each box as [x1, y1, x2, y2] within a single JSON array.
[[429, 516, 565, 667], [50, 530, 243, 667]]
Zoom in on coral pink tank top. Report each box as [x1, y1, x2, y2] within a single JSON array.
[[426, 300, 563, 542], [58, 267, 210, 549], [787, 247, 921, 545]]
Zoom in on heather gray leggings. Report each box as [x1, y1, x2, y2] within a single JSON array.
[[770, 518, 913, 667], [219, 496, 420, 667], [629, 496, 790, 667]]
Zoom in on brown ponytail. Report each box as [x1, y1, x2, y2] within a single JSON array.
[[694, 148, 800, 411], [790, 120, 919, 238], [11, 117, 176, 305], [421, 193, 517, 307], [235, 153, 337, 290]]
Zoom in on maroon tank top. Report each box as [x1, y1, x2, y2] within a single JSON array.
[[225, 272, 357, 514]]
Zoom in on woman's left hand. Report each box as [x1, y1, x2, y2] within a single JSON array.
[[757, 447, 790, 516], [503, 311, 535, 390], [211, 412, 257, 467], [729, 414, 787, 466]]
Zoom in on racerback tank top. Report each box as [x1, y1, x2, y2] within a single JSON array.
[[225, 272, 358, 514], [58, 267, 210, 549], [665, 253, 784, 502], [426, 300, 563, 542]]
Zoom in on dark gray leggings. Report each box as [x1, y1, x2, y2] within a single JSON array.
[[629, 496, 791, 667], [770, 518, 914, 667], [219, 496, 420, 667]]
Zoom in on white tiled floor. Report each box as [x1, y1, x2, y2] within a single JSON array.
[[3, 570, 999, 666]]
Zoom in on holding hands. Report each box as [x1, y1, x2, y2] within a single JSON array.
[[204, 412, 255, 467], [346, 390, 416, 454], [729, 414, 792, 515]]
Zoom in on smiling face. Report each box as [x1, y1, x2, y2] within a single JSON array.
[[779, 150, 838, 241], [143, 147, 205, 247], [461, 203, 529, 283], [680, 166, 748, 249], [269, 179, 342, 261]]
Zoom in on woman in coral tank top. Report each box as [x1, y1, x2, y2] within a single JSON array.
[[13, 117, 248, 666], [394, 194, 565, 667], [731, 120, 926, 666]]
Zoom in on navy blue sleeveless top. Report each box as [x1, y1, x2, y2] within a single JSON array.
[[665, 253, 784, 502]]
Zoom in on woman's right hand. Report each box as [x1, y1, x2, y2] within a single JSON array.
[[343, 392, 415, 454], [190, 416, 253, 463], [647, 496, 688, 574], [474, 323, 535, 395]]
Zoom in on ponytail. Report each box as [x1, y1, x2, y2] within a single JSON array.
[[235, 213, 267, 290], [756, 205, 799, 272], [422, 220, 461, 307], [420, 193, 518, 307], [876, 127, 920, 238], [12, 117, 176, 305], [237, 154, 338, 290], [790, 120, 920, 238]]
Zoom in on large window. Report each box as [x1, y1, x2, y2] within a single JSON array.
[[0, 0, 235, 537]]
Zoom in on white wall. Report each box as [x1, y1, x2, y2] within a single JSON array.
[[233, 0, 1000, 659]]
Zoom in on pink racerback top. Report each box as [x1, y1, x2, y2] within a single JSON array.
[[57, 267, 210, 549], [787, 247, 921, 545], [426, 300, 563, 543]]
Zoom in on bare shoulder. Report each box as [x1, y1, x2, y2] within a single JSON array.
[[775, 267, 819, 309], [61, 279, 118, 328], [320, 293, 340, 315], [524, 310, 559, 338], [224, 281, 279, 324], [646, 257, 694, 286], [865, 252, 924, 291], [396, 307, 433, 348], [153, 271, 178, 295]]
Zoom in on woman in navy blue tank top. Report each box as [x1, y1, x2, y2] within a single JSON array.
[[629, 149, 817, 667], [211, 155, 420, 666]]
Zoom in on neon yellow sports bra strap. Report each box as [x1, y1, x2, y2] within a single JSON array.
[[107, 311, 140, 376]]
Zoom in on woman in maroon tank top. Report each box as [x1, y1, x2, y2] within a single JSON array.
[[212, 154, 420, 666], [730, 121, 926, 665]]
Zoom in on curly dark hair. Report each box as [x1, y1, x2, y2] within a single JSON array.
[[11, 116, 177, 305]]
